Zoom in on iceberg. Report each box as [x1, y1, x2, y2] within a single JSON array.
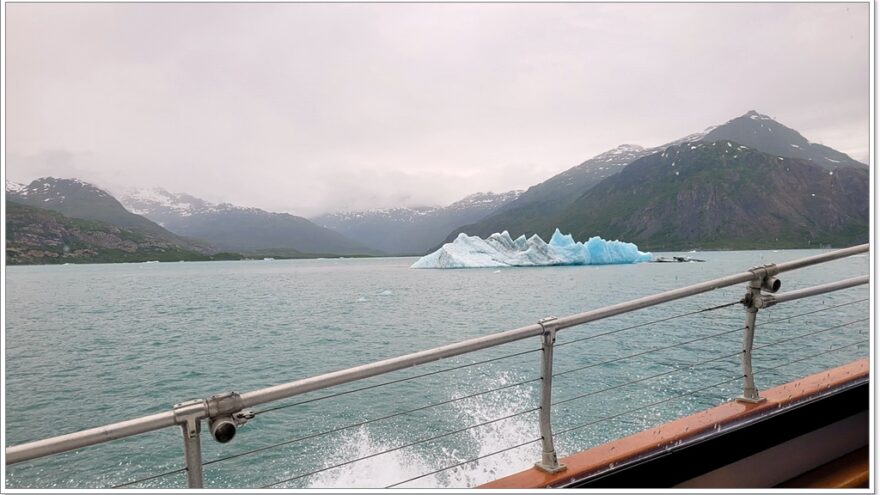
[[411, 229, 653, 269]]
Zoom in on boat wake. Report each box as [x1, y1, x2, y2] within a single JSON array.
[[304, 373, 542, 488]]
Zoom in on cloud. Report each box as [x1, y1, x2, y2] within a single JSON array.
[[5, 3, 869, 216]]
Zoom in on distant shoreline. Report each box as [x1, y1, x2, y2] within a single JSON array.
[[5, 245, 856, 267]]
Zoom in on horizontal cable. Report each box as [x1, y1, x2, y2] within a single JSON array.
[[753, 318, 869, 352], [256, 347, 540, 416], [391, 373, 746, 488], [756, 298, 869, 329], [203, 377, 540, 468], [555, 300, 740, 349], [385, 437, 543, 488], [110, 467, 186, 489], [555, 374, 745, 438], [553, 350, 742, 407], [554, 325, 744, 379], [754, 340, 868, 376], [260, 407, 540, 488]]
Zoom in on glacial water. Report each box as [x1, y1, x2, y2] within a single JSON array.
[[4, 250, 870, 488]]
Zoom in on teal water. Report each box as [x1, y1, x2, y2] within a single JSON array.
[[4, 250, 870, 488]]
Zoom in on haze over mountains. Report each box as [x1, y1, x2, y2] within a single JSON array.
[[118, 188, 378, 257], [5, 110, 869, 264], [313, 191, 522, 255]]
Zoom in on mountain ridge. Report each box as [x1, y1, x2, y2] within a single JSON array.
[[553, 140, 869, 250], [5, 200, 240, 265], [313, 190, 523, 255], [119, 187, 380, 256], [6, 178, 213, 254], [443, 110, 867, 244]]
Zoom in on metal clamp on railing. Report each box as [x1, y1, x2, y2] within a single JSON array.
[[205, 392, 254, 444], [535, 317, 566, 474], [737, 264, 782, 403], [172, 392, 254, 488]]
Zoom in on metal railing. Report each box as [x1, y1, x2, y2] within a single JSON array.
[[4, 244, 870, 488]]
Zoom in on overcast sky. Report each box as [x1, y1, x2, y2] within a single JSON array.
[[5, 3, 870, 217]]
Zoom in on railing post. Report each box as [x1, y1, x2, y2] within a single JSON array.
[[737, 265, 779, 404], [535, 317, 566, 474], [174, 399, 206, 488]]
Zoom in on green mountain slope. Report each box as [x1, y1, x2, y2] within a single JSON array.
[[7, 178, 212, 253], [5, 201, 240, 265], [555, 141, 869, 250], [443, 144, 655, 243]]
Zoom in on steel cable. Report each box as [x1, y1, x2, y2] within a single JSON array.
[[553, 350, 742, 407], [110, 467, 186, 488], [259, 407, 541, 488], [753, 318, 868, 352], [383, 337, 868, 489], [385, 438, 544, 488], [201, 377, 540, 468], [255, 347, 540, 416], [554, 374, 745, 438], [554, 325, 745, 379], [753, 340, 868, 376], [387, 374, 744, 488], [755, 298, 869, 329], [555, 300, 741, 349]]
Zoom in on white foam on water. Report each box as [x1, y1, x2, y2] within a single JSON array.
[[304, 373, 542, 488]]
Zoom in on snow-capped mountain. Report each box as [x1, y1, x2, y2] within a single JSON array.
[[699, 110, 865, 169], [555, 139, 869, 249], [122, 188, 218, 219], [5, 180, 26, 195], [446, 190, 524, 212], [5, 178, 212, 253], [119, 188, 378, 256], [317, 206, 440, 225], [445, 110, 865, 242], [313, 190, 523, 255]]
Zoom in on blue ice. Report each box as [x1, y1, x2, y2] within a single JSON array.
[[412, 229, 653, 268]]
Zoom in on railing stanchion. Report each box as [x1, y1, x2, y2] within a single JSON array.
[[174, 400, 206, 488], [737, 265, 779, 403], [535, 317, 566, 474]]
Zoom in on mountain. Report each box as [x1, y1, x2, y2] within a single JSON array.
[[6, 201, 239, 265], [6, 178, 212, 253], [554, 141, 869, 250], [119, 188, 378, 256], [443, 144, 665, 241], [700, 111, 866, 170], [313, 190, 523, 255], [444, 110, 866, 244]]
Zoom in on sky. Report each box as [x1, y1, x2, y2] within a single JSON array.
[[4, 2, 870, 217]]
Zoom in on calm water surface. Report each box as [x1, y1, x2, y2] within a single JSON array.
[[5, 250, 870, 488]]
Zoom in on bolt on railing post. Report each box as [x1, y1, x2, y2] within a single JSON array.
[[534, 317, 566, 474], [174, 400, 206, 488], [737, 266, 778, 404]]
